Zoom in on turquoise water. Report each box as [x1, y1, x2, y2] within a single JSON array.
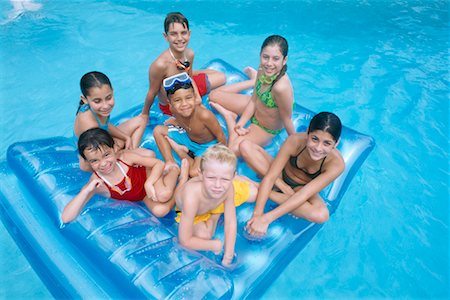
[[0, 0, 448, 299]]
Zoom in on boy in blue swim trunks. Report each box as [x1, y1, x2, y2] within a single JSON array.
[[153, 72, 226, 177]]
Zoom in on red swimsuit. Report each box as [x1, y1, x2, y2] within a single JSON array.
[[95, 159, 148, 201]]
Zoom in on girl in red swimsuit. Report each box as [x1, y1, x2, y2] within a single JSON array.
[[62, 128, 189, 223]]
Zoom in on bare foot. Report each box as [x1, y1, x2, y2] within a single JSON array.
[[210, 102, 237, 120], [244, 66, 257, 80], [179, 158, 190, 183], [165, 135, 188, 153]]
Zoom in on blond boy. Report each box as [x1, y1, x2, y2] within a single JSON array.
[[174, 144, 258, 266]]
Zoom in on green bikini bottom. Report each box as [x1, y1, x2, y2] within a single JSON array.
[[250, 116, 283, 135]]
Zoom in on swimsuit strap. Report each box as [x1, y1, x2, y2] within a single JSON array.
[[290, 146, 326, 179], [96, 161, 127, 188], [89, 106, 110, 130]]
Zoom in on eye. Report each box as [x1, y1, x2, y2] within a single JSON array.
[[106, 95, 113, 101]]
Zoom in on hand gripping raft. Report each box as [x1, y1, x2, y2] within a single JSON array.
[[0, 59, 375, 299]]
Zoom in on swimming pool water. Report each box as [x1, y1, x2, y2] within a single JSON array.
[[0, 0, 448, 299]]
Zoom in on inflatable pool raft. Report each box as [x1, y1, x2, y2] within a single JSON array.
[[0, 60, 375, 299]]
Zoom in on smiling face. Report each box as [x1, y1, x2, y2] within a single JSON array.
[[168, 86, 196, 117], [164, 22, 191, 53], [200, 160, 235, 202], [306, 130, 338, 161], [259, 44, 287, 77], [83, 144, 117, 175], [82, 84, 115, 118]]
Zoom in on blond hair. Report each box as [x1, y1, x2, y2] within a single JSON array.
[[200, 144, 237, 172]]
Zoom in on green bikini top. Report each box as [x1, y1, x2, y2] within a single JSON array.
[[255, 77, 278, 109]]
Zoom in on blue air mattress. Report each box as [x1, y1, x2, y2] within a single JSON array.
[[0, 59, 375, 299]]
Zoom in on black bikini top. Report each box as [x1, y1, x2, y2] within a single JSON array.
[[289, 146, 326, 180]]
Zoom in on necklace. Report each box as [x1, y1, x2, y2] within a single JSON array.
[[169, 48, 191, 71], [97, 162, 132, 195], [259, 73, 278, 85], [177, 117, 191, 132]]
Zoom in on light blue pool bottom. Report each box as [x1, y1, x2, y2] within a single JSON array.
[[0, 59, 375, 299]]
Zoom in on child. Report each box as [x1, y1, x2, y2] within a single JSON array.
[[75, 71, 147, 150], [246, 112, 345, 237], [209, 35, 295, 159], [141, 11, 225, 117], [174, 144, 258, 267], [153, 72, 226, 177], [62, 128, 184, 223]]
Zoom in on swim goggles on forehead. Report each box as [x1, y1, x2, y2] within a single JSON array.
[[163, 72, 192, 91]]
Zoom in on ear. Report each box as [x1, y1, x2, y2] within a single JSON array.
[[197, 168, 203, 180], [334, 138, 341, 148], [80, 95, 88, 104], [163, 32, 168, 41], [283, 55, 288, 66]]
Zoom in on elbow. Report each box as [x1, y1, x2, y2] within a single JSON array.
[[61, 210, 75, 224]]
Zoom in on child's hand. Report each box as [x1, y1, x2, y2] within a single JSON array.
[[212, 239, 223, 255], [234, 125, 249, 136], [125, 136, 133, 150], [145, 183, 158, 202], [221, 253, 234, 267], [246, 215, 269, 237], [86, 178, 102, 193]]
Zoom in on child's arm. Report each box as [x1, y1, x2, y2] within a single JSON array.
[[142, 62, 166, 115], [200, 109, 227, 145], [108, 124, 132, 149], [235, 92, 257, 135], [121, 152, 165, 200], [178, 195, 222, 252], [222, 189, 237, 266], [61, 176, 102, 223], [272, 79, 295, 136]]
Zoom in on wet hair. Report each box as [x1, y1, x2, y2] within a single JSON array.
[[260, 35, 289, 85], [308, 112, 342, 142], [166, 81, 194, 98], [77, 71, 112, 114], [164, 12, 189, 34], [78, 128, 114, 160], [200, 144, 237, 172]]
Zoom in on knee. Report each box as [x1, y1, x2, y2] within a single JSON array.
[[151, 205, 171, 218], [239, 140, 253, 161], [189, 167, 200, 178], [156, 189, 173, 203], [309, 208, 329, 224], [196, 228, 213, 240], [208, 90, 221, 103], [153, 125, 166, 136]]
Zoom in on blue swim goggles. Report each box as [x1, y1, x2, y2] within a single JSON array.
[[163, 72, 192, 91]]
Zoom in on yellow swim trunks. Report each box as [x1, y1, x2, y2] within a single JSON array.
[[175, 179, 251, 224]]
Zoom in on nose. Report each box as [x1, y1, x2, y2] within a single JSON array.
[[214, 179, 221, 188]]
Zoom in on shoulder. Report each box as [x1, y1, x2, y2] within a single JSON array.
[[325, 148, 345, 173], [176, 179, 201, 205], [150, 51, 171, 73], [186, 48, 194, 58], [197, 106, 217, 121], [272, 74, 292, 94]]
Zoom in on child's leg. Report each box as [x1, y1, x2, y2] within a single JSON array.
[[209, 102, 239, 150], [269, 191, 329, 224], [193, 213, 221, 240], [193, 69, 226, 89], [142, 196, 175, 218], [117, 115, 147, 148], [239, 140, 292, 194], [189, 156, 202, 178], [153, 125, 177, 164], [153, 164, 180, 203], [164, 136, 195, 170], [208, 67, 257, 114]]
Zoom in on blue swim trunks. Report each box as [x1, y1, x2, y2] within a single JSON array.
[[167, 125, 218, 157]]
